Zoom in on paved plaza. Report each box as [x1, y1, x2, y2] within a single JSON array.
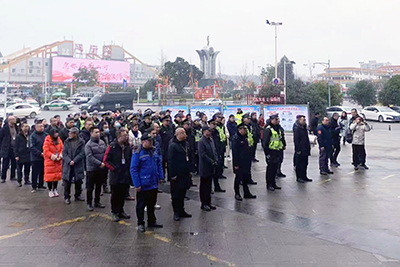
[[0, 118, 399, 267]]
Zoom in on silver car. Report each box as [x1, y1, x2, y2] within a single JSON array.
[[326, 106, 355, 118]]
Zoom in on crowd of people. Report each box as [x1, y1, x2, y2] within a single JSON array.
[[0, 106, 370, 232]]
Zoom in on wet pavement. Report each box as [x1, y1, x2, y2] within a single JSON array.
[[0, 121, 400, 266]]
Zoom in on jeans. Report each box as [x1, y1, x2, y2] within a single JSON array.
[[136, 189, 157, 225], [17, 162, 30, 183], [31, 160, 44, 189]]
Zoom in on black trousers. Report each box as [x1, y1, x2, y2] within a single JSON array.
[[47, 181, 58, 190], [266, 162, 279, 187], [295, 153, 309, 180], [136, 189, 157, 225], [17, 162, 30, 183], [200, 176, 212, 206], [251, 142, 257, 160], [352, 144, 366, 166], [171, 181, 186, 214], [64, 180, 83, 199], [319, 147, 332, 172], [234, 171, 250, 196], [31, 160, 44, 189], [87, 170, 108, 205], [111, 184, 129, 215], [330, 139, 341, 164], [162, 159, 168, 180], [215, 153, 224, 178], [1, 150, 16, 181]]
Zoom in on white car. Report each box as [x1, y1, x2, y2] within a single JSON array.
[[3, 103, 41, 118], [361, 106, 400, 122], [326, 106, 355, 118], [202, 98, 223, 105], [41, 100, 72, 111], [69, 93, 90, 104]]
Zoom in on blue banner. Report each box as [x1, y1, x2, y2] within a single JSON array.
[[190, 106, 221, 120], [162, 106, 189, 118], [223, 105, 261, 119], [264, 105, 309, 131]]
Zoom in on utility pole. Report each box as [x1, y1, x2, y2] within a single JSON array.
[[283, 60, 295, 105], [266, 20, 283, 80], [313, 60, 332, 107]]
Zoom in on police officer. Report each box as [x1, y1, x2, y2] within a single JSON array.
[[159, 116, 174, 179], [263, 114, 285, 191], [232, 123, 256, 200], [208, 119, 225, 192], [235, 108, 244, 124], [294, 115, 312, 183], [242, 113, 257, 185], [317, 117, 334, 175], [192, 118, 202, 174], [214, 113, 227, 179]]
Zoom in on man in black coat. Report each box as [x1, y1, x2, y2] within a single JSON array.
[[0, 115, 18, 183], [249, 112, 261, 162], [30, 120, 47, 192], [232, 124, 256, 201], [209, 118, 226, 187], [14, 122, 31, 186], [198, 126, 220, 212], [329, 113, 341, 167], [139, 113, 152, 134], [159, 116, 174, 179], [60, 117, 75, 143], [310, 112, 320, 135], [104, 129, 132, 222], [168, 128, 193, 221], [294, 116, 312, 183], [79, 118, 94, 144]]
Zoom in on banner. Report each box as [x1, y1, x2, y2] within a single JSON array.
[[190, 106, 221, 120], [161, 106, 189, 118], [223, 105, 261, 119], [263, 105, 309, 131]]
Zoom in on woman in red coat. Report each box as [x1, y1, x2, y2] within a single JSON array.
[[258, 114, 265, 145], [43, 128, 63, 198]]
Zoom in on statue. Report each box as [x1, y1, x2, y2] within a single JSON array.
[[207, 35, 209, 46]]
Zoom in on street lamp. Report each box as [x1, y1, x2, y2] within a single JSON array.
[[266, 20, 283, 81], [283, 60, 295, 105], [313, 60, 331, 106]]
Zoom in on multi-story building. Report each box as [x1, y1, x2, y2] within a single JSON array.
[[359, 60, 391, 70]]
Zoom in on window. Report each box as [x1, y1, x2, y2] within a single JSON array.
[[15, 105, 23, 109], [23, 105, 31, 109], [29, 69, 33, 74], [29, 61, 33, 66], [12, 68, 16, 73], [45, 62, 49, 66], [38, 62, 41, 66], [20, 69, 24, 73]]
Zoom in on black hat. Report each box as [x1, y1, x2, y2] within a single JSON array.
[[237, 123, 247, 130], [66, 117, 74, 123], [166, 109, 172, 113], [183, 118, 190, 125], [160, 116, 171, 122], [202, 126, 211, 132], [159, 110, 166, 116], [269, 114, 279, 120], [81, 110, 87, 115], [74, 112, 80, 117], [193, 118, 201, 122], [143, 113, 151, 119], [242, 112, 250, 119], [174, 113, 184, 119], [141, 132, 154, 141], [208, 118, 216, 124]]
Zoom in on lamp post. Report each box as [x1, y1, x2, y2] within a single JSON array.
[[283, 60, 295, 105], [266, 20, 283, 80], [313, 60, 331, 107]]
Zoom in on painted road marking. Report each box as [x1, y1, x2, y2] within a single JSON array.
[[382, 175, 394, 180], [317, 179, 331, 185], [0, 213, 235, 267], [348, 171, 356, 174]]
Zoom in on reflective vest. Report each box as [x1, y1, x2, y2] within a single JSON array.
[[194, 129, 202, 142], [216, 125, 226, 142], [79, 118, 85, 130], [267, 125, 284, 150], [246, 127, 254, 147], [235, 113, 243, 125]]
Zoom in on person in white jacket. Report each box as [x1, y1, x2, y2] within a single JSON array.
[[128, 122, 142, 150], [349, 116, 371, 170]]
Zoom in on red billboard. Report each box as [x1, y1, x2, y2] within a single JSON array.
[[52, 57, 130, 84]]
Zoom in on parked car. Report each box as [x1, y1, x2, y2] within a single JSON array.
[[2, 103, 41, 118], [389, 106, 400, 113], [69, 93, 92, 104], [41, 100, 72, 111], [326, 106, 355, 118], [202, 98, 223, 105], [80, 92, 133, 112], [361, 106, 400, 122]]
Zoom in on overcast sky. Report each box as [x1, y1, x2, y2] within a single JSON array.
[[1, 0, 399, 77]]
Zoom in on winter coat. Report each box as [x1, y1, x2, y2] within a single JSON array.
[[226, 120, 238, 141], [310, 116, 319, 135], [198, 136, 218, 178], [250, 118, 261, 142], [329, 117, 341, 141], [350, 122, 371, 145], [317, 124, 333, 149], [0, 124, 18, 157], [62, 137, 85, 181], [79, 129, 91, 144], [128, 130, 142, 150], [259, 118, 265, 140], [338, 117, 349, 137], [130, 145, 163, 191], [167, 137, 192, 189], [30, 131, 47, 162], [85, 138, 107, 172], [43, 135, 63, 182], [159, 125, 174, 159], [59, 127, 71, 143], [139, 121, 151, 135], [294, 121, 311, 155], [14, 132, 31, 163], [104, 141, 132, 185], [232, 132, 252, 174]]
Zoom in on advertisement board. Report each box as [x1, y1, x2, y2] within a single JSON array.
[[190, 106, 221, 120], [161, 106, 189, 118], [263, 105, 309, 131], [223, 105, 261, 119], [52, 57, 130, 84]]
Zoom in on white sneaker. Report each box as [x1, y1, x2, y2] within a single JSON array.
[[48, 190, 55, 198], [144, 206, 147, 212], [53, 189, 59, 197]]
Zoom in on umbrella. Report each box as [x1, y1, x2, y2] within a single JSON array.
[[52, 92, 67, 97]]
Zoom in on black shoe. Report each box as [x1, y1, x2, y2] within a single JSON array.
[[95, 203, 105, 208], [354, 165, 359, 170], [24, 181, 31, 185], [320, 171, 328, 175], [223, 165, 228, 169], [297, 179, 305, 183], [179, 211, 192, 218], [38, 186, 47, 190], [75, 196, 85, 202], [215, 188, 226, 193], [87, 204, 94, 211], [17, 182, 22, 187], [209, 205, 217, 210], [267, 186, 275, 191], [219, 175, 227, 179], [244, 194, 257, 199], [248, 180, 257, 185], [276, 173, 286, 178], [184, 196, 190, 201], [119, 212, 131, 219], [138, 224, 145, 232], [65, 198, 71, 205], [173, 213, 180, 221], [191, 183, 197, 187], [336, 162, 341, 166], [304, 178, 313, 182], [148, 222, 163, 228], [112, 213, 120, 222], [327, 171, 334, 174], [235, 194, 243, 201], [157, 189, 163, 193], [201, 205, 211, 211], [103, 187, 111, 194], [361, 164, 369, 170], [252, 158, 260, 162], [274, 185, 282, 190], [10, 177, 16, 181], [0, 180, 5, 183]]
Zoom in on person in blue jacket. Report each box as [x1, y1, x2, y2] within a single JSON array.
[[317, 117, 334, 175], [130, 132, 164, 233]]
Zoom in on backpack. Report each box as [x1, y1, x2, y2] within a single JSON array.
[[345, 128, 354, 144]]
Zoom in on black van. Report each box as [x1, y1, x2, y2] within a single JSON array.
[[80, 92, 133, 112]]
